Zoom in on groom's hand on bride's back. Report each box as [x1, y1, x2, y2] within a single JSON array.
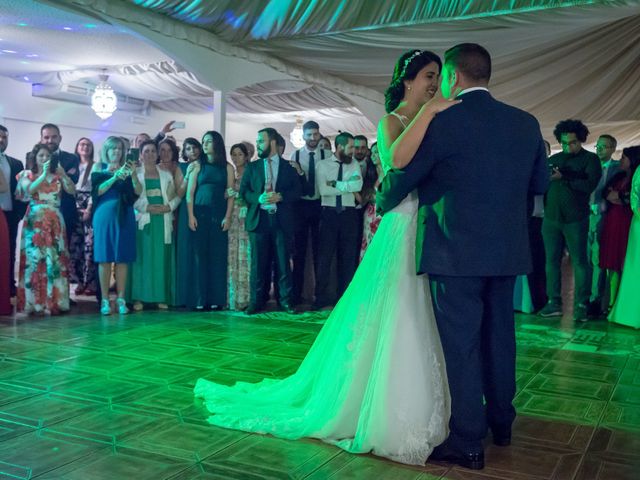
[[375, 171, 397, 216]]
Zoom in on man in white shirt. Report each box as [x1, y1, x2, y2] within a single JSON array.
[[291, 120, 333, 305], [588, 134, 620, 316], [313, 132, 363, 309]]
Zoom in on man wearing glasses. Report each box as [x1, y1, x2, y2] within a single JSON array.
[[538, 119, 601, 321], [587, 135, 620, 317]]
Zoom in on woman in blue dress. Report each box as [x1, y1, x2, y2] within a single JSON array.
[[92, 136, 142, 315]]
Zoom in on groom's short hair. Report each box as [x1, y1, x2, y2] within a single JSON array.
[[445, 43, 491, 83]]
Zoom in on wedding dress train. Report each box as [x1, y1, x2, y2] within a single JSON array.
[[194, 191, 450, 465]]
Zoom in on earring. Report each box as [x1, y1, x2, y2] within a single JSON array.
[[407, 86, 412, 91]]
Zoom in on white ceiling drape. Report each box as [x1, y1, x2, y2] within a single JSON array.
[[35, 0, 640, 145]]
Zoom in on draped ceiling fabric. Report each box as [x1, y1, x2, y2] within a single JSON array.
[[43, 0, 640, 145]]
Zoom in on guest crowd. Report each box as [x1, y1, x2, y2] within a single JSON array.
[[0, 118, 637, 328]]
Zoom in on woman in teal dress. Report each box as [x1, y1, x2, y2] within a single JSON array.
[[129, 139, 181, 310], [175, 138, 205, 307], [609, 146, 640, 329], [186, 131, 234, 309]]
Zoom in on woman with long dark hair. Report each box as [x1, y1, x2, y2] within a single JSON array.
[[227, 143, 251, 311], [16, 143, 76, 314], [70, 137, 97, 295], [608, 145, 640, 328], [175, 137, 204, 307], [185, 131, 234, 309], [195, 50, 458, 465]]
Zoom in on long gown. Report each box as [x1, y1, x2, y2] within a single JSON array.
[[194, 188, 450, 465], [227, 175, 251, 311], [128, 178, 176, 304], [0, 210, 11, 315], [609, 167, 640, 328], [15, 171, 71, 314]]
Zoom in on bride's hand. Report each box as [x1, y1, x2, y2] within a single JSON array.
[[423, 94, 461, 115]]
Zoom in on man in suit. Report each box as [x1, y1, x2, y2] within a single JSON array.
[[377, 43, 549, 470], [588, 134, 620, 316], [241, 127, 302, 315], [39, 123, 80, 245], [0, 124, 27, 296]]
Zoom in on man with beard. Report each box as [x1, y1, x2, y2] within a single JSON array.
[[241, 128, 302, 315], [353, 135, 370, 175], [290, 120, 333, 305], [313, 132, 363, 309], [38, 123, 80, 245], [0, 124, 27, 296]]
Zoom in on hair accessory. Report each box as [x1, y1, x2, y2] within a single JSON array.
[[400, 50, 423, 79]]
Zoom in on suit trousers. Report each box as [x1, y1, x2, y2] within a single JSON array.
[[429, 274, 517, 454], [527, 216, 547, 311], [3, 209, 20, 294], [315, 207, 359, 306], [249, 211, 293, 308], [542, 217, 590, 306], [292, 199, 321, 304], [587, 212, 606, 306]]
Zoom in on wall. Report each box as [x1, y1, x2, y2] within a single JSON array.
[[0, 75, 269, 162]]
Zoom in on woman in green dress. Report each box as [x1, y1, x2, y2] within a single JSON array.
[[129, 139, 181, 310]]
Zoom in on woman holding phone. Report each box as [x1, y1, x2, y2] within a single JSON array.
[[15, 143, 76, 314], [91, 136, 142, 315]]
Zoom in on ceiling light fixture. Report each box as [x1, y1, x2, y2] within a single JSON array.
[[91, 72, 118, 120], [289, 116, 305, 149]]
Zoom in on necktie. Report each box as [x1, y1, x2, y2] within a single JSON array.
[[267, 158, 275, 192], [308, 151, 315, 197], [336, 161, 343, 213]]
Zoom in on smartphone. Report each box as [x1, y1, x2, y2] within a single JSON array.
[[49, 156, 59, 173], [126, 148, 139, 163], [172, 121, 185, 129]]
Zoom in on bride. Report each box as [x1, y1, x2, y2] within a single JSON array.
[[194, 50, 459, 465]]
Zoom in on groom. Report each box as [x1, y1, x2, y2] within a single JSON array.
[[377, 43, 549, 469]]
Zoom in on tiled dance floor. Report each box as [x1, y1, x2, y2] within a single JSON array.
[[0, 303, 638, 479]]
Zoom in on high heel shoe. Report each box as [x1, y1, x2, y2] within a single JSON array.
[[100, 299, 111, 315], [117, 298, 129, 315]]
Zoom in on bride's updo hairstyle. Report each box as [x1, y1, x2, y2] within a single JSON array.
[[384, 50, 442, 113]]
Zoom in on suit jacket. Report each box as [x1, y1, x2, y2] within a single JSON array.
[[240, 156, 303, 237], [56, 150, 80, 228], [5, 155, 27, 219], [593, 160, 621, 213], [377, 90, 549, 277]]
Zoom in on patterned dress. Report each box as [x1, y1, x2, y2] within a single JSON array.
[[69, 161, 97, 291], [16, 171, 71, 314], [227, 175, 251, 310]]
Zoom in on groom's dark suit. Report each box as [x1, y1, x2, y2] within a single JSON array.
[[377, 89, 549, 454]]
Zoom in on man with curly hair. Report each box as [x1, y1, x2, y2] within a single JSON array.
[[539, 119, 601, 321]]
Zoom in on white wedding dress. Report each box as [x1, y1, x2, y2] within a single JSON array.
[[194, 185, 451, 465]]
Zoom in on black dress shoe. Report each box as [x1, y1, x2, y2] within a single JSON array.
[[430, 444, 484, 470], [280, 303, 297, 315], [245, 304, 263, 315], [491, 426, 512, 446]]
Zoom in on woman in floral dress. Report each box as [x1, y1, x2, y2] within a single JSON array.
[[359, 142, 383, 261], [16, 143, 76, 314], [227, 143, 251, 310]]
